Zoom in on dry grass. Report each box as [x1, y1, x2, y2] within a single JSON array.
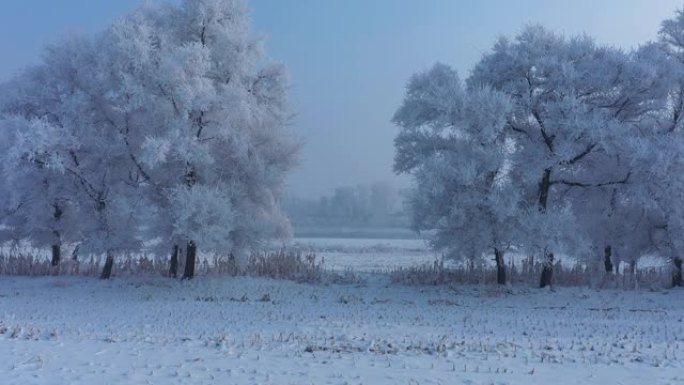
[[0, 250, 673, 289], [389, 257, 674, 289], [0, 250, 325, 283], [247, 252, 322, 282]]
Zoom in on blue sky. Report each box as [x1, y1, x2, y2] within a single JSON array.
[[1, 0, 682, 197]]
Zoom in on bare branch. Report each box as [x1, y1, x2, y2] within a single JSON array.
[[551, 171, 631, 188]]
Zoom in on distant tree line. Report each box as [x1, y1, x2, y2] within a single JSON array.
[[283, 183, 410, 229]]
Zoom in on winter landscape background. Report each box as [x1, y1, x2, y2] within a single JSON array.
[[1, 1, 684, 384]]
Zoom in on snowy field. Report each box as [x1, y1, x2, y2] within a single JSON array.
[[1, 275, 683, 385], [287, 237, 661, 274], [289, 237, 439, 272]]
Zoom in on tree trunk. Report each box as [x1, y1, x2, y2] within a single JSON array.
[[539, 251, 554, 288], [100, 253, 114, 279], [537, 168, 554, 289], [51, 244, 61, 267], [673, 257, 683, 288], [51, 206, 62, 267], [182, 241, 197, 280], [169, 244, 179, 278], [494, 248, 506, 285], [538, 168, 552, 211], [604, 245, 613, 274], [72, 244, 80, 261]]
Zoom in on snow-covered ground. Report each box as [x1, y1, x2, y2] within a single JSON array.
[[289, 236, 576, 275], [290, 237, 439, 272], [287, 237, 670, 274], [1, 275, 683, 385]]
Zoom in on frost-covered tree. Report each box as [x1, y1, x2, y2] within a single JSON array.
[[466, 26, 660, 287], [0, 116, 79, 267], [98, 0, 298, 277], [0, 0, 297, 279], [0, 35, 147, 278], [633, 12, 684, 287], [550, 42, 670, 279], [393, 63, 520, 285], [395, 26, 673, 288]]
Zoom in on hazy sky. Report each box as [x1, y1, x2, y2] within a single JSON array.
[[0, 0, 682, 198]]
